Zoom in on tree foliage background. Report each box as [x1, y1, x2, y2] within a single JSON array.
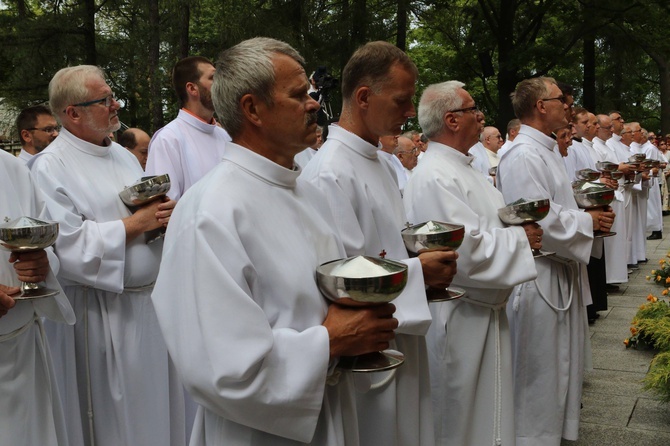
[[0, 0, 668, 140]]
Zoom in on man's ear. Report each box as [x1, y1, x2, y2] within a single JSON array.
[[354, 86, 372, 110], [239, 93, 262, 128], [443, 112, 459, 132], [185, 81, 199, 99], [20, 129, 32, 145]]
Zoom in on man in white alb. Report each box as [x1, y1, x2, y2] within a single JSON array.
[[15, 105, 59, 164], [496, 77, 614, 446], [151, 37, 399, 446], [146, 56, 231, 200], [29, 65, 184, 446], [404, 80, 541, 446], [301, 41, 458, 446], [0, 148, 75, 446]]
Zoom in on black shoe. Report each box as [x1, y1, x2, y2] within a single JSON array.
[[647, 232, 662, 240], [606, 284, 620, 292], [663, 211, 670, 216], [628, 264, 639, 270], [639, 258, 649, 264]]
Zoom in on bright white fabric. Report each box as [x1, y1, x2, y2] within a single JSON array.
[[29, 128, 185, 446], [497, 124, 594, 446], [18, 148, 33, 164], [607, 135, 638, 264], [294, 147, 317, 169], [485, 147, 500, 168], [643, 141, 663, 232], [300, 124, 434, 446], [152, 142, 358, 446], [468, 141, 492, 176], [588, 137, 628, 284], [146, 109, 230, 200], [404, 142, 537, 446], [0, 149, 75, 446], [378, 150, 408, 195], [630, 142, 650, 261]]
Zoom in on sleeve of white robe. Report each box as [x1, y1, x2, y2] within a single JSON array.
[[498, 147, 593, 264], [303, 170, 431, 336], [406, 174, 537, 289], [29, 154, 127, 293], [146, 128, 185, 200], [151, 211, 331, 443]]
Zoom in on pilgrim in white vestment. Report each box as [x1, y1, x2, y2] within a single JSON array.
[[300, 124, 435, 446], [151, 143, 360, 446], [497, 125, 594, 446], [404, 142, 537, 446], [607, 135, 638, 264], [630, 141, 650, 261], [29, 128, 185, 446], [146, 109, 230, 200], [0, 149, 75, 446], [643, 141, 663, 233]]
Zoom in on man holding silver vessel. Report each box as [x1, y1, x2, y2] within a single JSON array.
[[151, 37, 399, 445], [29, 65, 183, 446]]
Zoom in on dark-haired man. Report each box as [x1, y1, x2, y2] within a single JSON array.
[[146, 56, 231, 200], [15, 105, 59, 163], [301, 40, 457, 446]]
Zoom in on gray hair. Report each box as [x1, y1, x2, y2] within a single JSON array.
[[418, 80, 465, 139], [49, 65, 106, 118], [511, 77, 555, 120], [212, 37, 304, 138]]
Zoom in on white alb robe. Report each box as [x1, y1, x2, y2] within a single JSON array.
[[589, 137, 628, 284], [497, 124, 594, 446], [643, 141, 663, 232], [18, 148, 33, 164], [300, 124, 434, 446], [29, 128, 185, 446], [607, 135, 638, 264], [0, 149, 75, 446], [378, 150, 408, 195], [404, 142, 537, 446], [294, 147, 317, 169], [630, 142, 650, 261], [152, 143, 358, 446], [146, 109, 230, 200]]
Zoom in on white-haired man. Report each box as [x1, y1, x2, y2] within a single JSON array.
[[404, 80, 541, 446], [29, 65, 183, 446]]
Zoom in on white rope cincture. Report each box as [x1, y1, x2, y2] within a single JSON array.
[[460, 295, 507, 446], [533, 257, 577, 312], [84, 294, 96, 446]]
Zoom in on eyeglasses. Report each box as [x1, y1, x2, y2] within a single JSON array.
[[541, 96, 567, 104], [632, 129, 642, 134], [71, 94, 116, 108], [611, 116, 624, 122], [600, 125, 612, 130], [449, 105, 480, 114], [27, 125, 61, 134], [399, 147, 420, 156]]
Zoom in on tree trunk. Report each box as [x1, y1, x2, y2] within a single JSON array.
[[583, 35, 596, 111], [83, 0, 96, 65], [496, 0, 517, 130], [178, 1, 190, 59], [351, 0, 367, 49], [660, 61, 670, 135], [396, 0, 408, 51], [148, 0, 163, 131]]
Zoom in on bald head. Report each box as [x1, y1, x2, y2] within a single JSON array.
[[119, 128, 150, 169], [481, 126, 502, 152]]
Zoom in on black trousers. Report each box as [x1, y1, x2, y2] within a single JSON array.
[[587, 251, 608, 317]]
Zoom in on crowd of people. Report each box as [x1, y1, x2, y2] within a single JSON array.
[[1, 36, 665, 446]]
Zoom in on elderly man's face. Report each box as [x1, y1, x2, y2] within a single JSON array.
[[610, 113, 624, 134], [80, 76, 121, 136], [621, 127, 633, 146], [542, 82, 569, 131], [585, 114, 599, 141], [597, 116, 612, 141], [260, 54, 320, 155], [367, 63, 417, 137], [396, 136, 419, 170]]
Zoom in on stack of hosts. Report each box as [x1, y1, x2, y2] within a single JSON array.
[[1, 36, 624, 446]]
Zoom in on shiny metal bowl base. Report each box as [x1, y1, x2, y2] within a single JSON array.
[[0, 217, 59, 252], [609, 171, 624, 180], [119, 174, 171, 206], [574, 190, 615, 209], [401, 221, 465, 254], [316, 256, 408, 305], [576, 169, 601, 181], [629, 153, 646, 163], [498, 198, 550, 225], [596, 161, 619, 173]]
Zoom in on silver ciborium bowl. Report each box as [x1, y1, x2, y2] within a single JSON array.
[[498, 198, 551, 257], [401, 221, 466, 302], [0, 217, 60, 299], [574, 182, 616, 238], [576, 169, 601, 181], [119, 174, 171, 244], [610, 171, 624, 181], [317, 255, 407, 372], [629, 153, 646, 163], [596, 161, 619, 173]]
